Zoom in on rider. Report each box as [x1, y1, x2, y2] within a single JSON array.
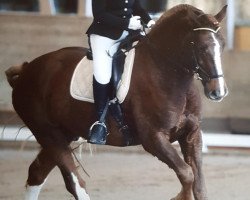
[[86, 0, 155, 145]]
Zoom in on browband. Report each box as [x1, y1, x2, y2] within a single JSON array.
[[193, 27, 221, 33]]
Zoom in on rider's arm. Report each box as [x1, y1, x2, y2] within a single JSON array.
[[133, 0, 152, 25]]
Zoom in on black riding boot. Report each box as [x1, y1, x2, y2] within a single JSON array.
[[109, 99, 133, 146], [88, 78, 110, 145]]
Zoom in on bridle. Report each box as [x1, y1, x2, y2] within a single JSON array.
[[193, 27, 221, 33], [191, 26, 224, 82]]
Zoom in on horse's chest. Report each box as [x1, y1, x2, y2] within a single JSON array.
[[173, 114, 187, 132], [169, 113, 199, 142]]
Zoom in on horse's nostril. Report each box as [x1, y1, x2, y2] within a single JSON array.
[[206, 87, 227, 102], [209, 90, 222, 100], [211, 90, 218, 97]]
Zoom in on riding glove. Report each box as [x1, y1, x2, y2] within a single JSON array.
[[128, 16, 142, 30], [147, 20, 156, 28]]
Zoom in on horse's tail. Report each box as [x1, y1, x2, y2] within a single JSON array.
[[5, 62, 29, 88]]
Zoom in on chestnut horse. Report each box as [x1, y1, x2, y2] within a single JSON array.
[[6, 4, 228, 200]]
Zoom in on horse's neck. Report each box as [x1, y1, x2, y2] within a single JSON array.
[[163, 68, 194, 93], [140, 35, 194, 93], [136, 43, 194, 97], [141, 19, 195, 92], [148, 16, 193, 63]]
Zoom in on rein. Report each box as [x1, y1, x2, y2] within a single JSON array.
[[108, 30, 143, 58]]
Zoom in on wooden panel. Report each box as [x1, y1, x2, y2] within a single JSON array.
[[235, 27, 250, 51], [77, 0, 86, 16], [38, 0, 55, 15]]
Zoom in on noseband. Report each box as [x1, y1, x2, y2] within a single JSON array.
[[191, 27, 224, 82]]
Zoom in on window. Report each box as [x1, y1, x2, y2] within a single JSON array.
[[0, 0, 78, 14], [0, 0, 39, 12], [54, 0, 77, 14]]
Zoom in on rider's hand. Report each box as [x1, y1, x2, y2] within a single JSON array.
[[147, 20, 156, 28], [128, 16, 142, 30]]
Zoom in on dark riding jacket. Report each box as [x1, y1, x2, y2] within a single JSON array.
[[86, 0, 152, 40]]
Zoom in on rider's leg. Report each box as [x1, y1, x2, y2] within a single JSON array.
[[88, 34, 114, 144], [88, 32, 129, 145]]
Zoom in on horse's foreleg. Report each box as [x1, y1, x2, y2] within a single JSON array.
[[53, 146, 90, 200], [178, 115, 208, 200], [143, 131, 194, 200], [25, 148, 56, 200]]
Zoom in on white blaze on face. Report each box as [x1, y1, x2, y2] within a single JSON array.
[[25, 180, 46, 200], [211, 33, 223, 74], [211, 33, 226, 96], [71, 173, 90, 200]]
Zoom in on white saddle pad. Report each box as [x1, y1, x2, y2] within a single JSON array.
[[70, 48, 135, 103]]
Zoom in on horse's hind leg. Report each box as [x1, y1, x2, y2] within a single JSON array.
[[22, 121, 90, 199], [26, 137, 90, 200], [178, 116, 208, 200], [51, 144, 90, 200], [25, 148, 56, 200], [142, 131, 194, 200]]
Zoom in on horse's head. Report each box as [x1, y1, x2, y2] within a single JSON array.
[[146, 5, 229, 102], [189, 5, 228, 102]]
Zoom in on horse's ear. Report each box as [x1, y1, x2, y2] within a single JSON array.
[[214, 5, 227, 22]]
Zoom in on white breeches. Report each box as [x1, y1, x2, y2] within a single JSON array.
[[90, 31, 129, 84]]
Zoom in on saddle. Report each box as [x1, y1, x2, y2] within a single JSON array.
[[87, 30, 143, 99], [70, 31, 143, 103], [70, 43, 135, 104]]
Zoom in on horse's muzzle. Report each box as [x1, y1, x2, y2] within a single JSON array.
[[204, 77, 228, 102]]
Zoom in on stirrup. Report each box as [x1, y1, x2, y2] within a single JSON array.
[[89, 121, 107, 131], [88, 121, 108, 145]]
